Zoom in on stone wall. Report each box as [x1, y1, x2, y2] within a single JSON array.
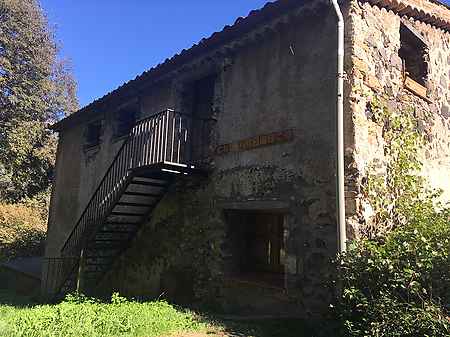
[[97, 5, 339, 316], [45, 0, 450, 316], [345, 0, 450, 238]]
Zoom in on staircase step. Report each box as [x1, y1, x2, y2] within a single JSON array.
[[133, 162, 207, 178], [84, 262, 111, 266], [129, 180, 167, 187], [93, 238, 128, 243], [110, 212, 146, 217], [85, 256, 113, 262], [89, 243, 127, 249], [83, 271, 103, 277], [104, 221, 140, 226], [123, 191, 161, 198], [84, 251, 120, 258], [98, 230, 135, 234], [101, 225, 139, 233], [116, 202, 151, 207], [84, 266, 108, 273], [94, 233, 131, 241]]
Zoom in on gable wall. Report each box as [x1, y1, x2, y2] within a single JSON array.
[[96, 5, 339, 316]]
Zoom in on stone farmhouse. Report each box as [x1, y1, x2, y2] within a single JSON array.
[[43, 0, 450, 316]]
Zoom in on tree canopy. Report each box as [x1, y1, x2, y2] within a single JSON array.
[[0, 0, 78, 202]]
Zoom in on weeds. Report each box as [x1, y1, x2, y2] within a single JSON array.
[[0, 293, 208, 337]]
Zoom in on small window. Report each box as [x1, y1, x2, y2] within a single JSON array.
[[115, 109, 137, 138], [84, 120, 102, 148], [189, 74, 216, 160], [399, 23, 428, 86]]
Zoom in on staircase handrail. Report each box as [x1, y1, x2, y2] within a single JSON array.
[[59, 109, 188, 258]]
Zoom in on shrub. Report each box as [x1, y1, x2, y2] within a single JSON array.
[[0, 202, 47, 261], [334, 100, 450, 336], [335, 204, 450, 336]]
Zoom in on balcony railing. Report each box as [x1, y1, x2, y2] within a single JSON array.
[[42, 109, 205, 298], [60, 109, 193, 258]]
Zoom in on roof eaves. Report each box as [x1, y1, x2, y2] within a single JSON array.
[[51, 0, 450, 132], [363, 0, 450, 30], [51, 0, 304, 132]]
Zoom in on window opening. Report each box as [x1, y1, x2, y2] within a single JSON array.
[[189, 74, 216, 160], [84, 120, 102, 148], [399, 23, 428, 86], [193, 75, 216, 119], [115, 108, 137, 138]]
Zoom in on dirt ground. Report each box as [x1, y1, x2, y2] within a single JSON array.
[[166, 318, 335, 337], [167, 333, 229, 337]]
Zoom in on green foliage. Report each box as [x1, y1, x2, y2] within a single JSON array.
[[0, 122, 57, 201], [0, 201, 47, 261], [0, 0, 78, 202], [362, 99, 433, 238], [334, 100, 450, 336], [0, 293, 208, 337], [336, 206, 450, 336], [0, 290, 319, 337]]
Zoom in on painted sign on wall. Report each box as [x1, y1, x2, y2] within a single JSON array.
[[215, 129, 295, 156]]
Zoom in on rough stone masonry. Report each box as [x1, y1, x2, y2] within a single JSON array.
[[44, 0, 450, 317], [344, 0, 450, 239]]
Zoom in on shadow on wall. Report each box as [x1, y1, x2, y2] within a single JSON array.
[[0, 257, 42, 303]]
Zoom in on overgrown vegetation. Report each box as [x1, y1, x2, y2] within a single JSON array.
[[334, 100, 450, 336], [336, 204, 450, 336], [0, 0, 78, 260], [0, 293, 209, 337], [361, 99, 432, 238]]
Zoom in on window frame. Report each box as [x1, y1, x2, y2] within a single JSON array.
[[399, 22, 430, 101], [83, 119, 103, 150], [114, 108, 138, 139]]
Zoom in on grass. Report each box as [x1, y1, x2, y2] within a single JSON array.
[[0, 290, 333, 337], [0, 292, 209, 337]]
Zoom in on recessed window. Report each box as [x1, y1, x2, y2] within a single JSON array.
[[189, 74, 216, 160], [84, 120, 102, 148], [225, 211, 286, 288], [399, 23, 428, 86], [115, 109, 137, 138]]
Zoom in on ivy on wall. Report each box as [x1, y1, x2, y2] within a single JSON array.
[[361, 98, 442, 238]]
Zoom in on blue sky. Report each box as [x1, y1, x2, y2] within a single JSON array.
[[40, 1, 271, 108], [41, 0, 450, 108]]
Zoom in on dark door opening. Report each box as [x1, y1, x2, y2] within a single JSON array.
[[225, 211, 286, 289]]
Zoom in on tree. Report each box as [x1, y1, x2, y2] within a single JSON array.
[[0, 0, 78, 202]]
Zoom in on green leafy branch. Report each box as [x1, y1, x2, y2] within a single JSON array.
[[361, 98, 440, 238]]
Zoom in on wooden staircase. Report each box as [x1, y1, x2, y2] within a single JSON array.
[[43, 109, 207, 299]]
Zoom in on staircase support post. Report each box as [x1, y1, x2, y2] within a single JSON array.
[[76, 249, 85, 294]]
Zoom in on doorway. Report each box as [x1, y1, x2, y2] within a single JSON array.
[[225, 210, 286, 289]]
